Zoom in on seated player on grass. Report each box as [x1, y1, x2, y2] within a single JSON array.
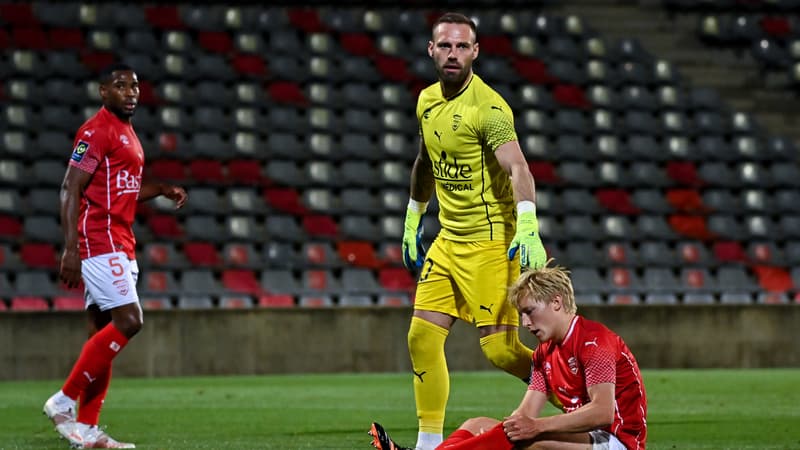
[[370, 263, 647, 450]]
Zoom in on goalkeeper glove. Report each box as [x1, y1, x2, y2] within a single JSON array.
[[402, 200, 427, 269], [507, 201, 547, 270]]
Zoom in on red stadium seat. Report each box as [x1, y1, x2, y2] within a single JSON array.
[[0, 299, 7, 311], [760, 16, 791, 38], [374, 56, 417, 83], [0, 28, 9, 50], [552, 84, 590, 109], [712, 241, 747, 263], [0, 4, 38, 25], [337, 241, 380, 268], [340, 33, 376, 56], [80, 51, 115, 72], [666, 162, 703, 187], [287, 9, 326, 33], [52, 296, 85, 311], [148, 159, 187, 183], [302, 215, 338, 238], [668, 215, 712, 240], [19, 242, 58, 269], [528, 162, 560, 185], [379, 267, 415, 292], [268, 81, 308, 106], [11, 296, 49, 312], [595, 189, 640, 215], [144, 5, 185, 29], [227, 160, 264, 185], [222, 269, 261, 295], [48, 28, 84, 49], [666, 189, 705, 213], [479, 35, 514, 57], [198, 31, 233, 54], [189, 160, 226, 184], [13, 27, 49, 49], [258, 294, 295, 308], [264, 188, 307, 215], [513, 58, 556, 85], [137, 80, 160, 106], [183, 242, 221, 267], [231, 54, 267, 77], [0, 215, 23, 239], [753, 266, 793, 293]]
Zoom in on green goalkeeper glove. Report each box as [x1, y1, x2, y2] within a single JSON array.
[[402, 201, 427, 269], [507, 201, 546, 270]]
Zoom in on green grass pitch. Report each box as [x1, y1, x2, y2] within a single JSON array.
[[1, 369, 798, 449]]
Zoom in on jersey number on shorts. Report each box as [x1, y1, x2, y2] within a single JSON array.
[[419, 258, 434, 281], [109, 256, 124, 277]]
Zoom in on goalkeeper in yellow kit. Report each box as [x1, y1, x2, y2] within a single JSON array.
[[397, 12, 547, 450]]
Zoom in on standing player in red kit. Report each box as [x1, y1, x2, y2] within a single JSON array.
[[43, 63, 187, 449], [371, 263, 647, 450]]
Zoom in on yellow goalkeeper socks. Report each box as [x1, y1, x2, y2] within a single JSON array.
[[408, 316, 449, 434], [479, 330, 534, 381]]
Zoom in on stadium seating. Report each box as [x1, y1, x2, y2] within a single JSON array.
[[0, 3, 797, 309]]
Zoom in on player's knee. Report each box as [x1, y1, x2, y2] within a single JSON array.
[[407, 317, 448, 356], [459, 417, 498, 435], [113, 313, 142, 338], [480, 332, 526, 373]]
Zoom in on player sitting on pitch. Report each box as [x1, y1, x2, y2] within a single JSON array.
[[370, 263, 647, 450]]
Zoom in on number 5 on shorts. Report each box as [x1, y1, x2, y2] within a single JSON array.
[[109, 256, 124, 277]]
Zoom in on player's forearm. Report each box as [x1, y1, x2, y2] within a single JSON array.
[[536, 402, 613, 434], [409, 154, 434, 203], [510, 161, 536, 204], [59, 187, 81, 251], [513, 390, 547, 418], [137, 181, 165, 202]]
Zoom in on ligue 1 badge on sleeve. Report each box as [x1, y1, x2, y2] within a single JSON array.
[[71, 140, 90, 162]]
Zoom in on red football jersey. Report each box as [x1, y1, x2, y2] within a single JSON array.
[[68, 106, 144, 260], [529, 316, 647, 450]]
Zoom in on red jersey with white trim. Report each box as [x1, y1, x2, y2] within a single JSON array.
[[529, 316, 647, 450], [68, 106, 144, 260]]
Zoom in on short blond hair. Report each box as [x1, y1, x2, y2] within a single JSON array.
[[507, 262, 577, 314]]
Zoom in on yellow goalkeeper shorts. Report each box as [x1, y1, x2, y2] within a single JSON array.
[[414, 236, 519, 327]]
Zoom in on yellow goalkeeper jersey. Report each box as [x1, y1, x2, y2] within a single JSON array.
[[416, 74, 518, 242]]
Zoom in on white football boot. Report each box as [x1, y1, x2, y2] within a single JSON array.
[[43, 391, 84, 447], [77, 424, 136, 449]]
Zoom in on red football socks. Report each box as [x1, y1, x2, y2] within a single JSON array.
[[77, 366, 111, 426], [437, 423, 513, 450], [62, 323, 128, 401]]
